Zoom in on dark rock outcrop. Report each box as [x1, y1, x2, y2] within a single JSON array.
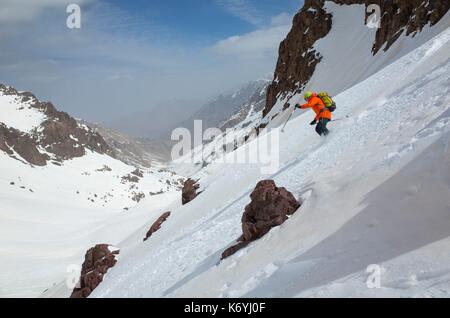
[[333, 0, 450, 54], [143, 211, 171, 241], [39, 108, 112, 161], [122, 174, 140, 183], [222, 180, 301, 259], [0, 124, 49, 166], [264, 0, 332, 117], [71, 244, 119, 298], [263, 0, 450, 117], [0, 84, 114, 166], [182, 179, 200, 205], [131, 169, 144, 178], [131, 191, 146, 203]]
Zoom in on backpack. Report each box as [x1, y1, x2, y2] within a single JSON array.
[[317, 92, 336, 112]]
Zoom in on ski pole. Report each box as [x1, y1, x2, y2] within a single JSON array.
[[281, 106, 296, 132]]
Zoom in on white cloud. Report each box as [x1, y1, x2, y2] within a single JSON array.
[[211, 13, 292, 59], [215, 0, 263, 26], [270, 12, 292, 27], [0, 1, 293, 127]]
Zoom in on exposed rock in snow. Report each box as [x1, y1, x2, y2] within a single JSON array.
[[0, 123, 48, 166], [121, 174, 140, 183], [71, 244, 120, 298], [0, 84, 113, 166], [333, 0, 450, 54], [222, 180, 301, 259], [131, 169, 144, 178], [131, 191, 146, 203], [143, 212, 171, 241], [182, 179, 200, 205]]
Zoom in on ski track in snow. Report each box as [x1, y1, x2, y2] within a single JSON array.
[[88, 19, 450, 298]]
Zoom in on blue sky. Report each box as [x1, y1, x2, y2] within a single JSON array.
[[0, 0, 303, 126], [95, 0, 300, 42]]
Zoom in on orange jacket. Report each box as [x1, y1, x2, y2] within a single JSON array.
[[300, 95, 332, 121]]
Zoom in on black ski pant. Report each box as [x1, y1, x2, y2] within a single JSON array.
[[315, 118, 330, 136]]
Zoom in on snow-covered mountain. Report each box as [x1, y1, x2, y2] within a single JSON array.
[[109, 98, 204, 139], [79, 120, 174, 168], [0, 85, 185, 297], [0, 84, 114, 166], [177, 79, 271, 134], [219, 80, 269, 131], [38, 0, 450, 298], [2, 0, 450, 299]]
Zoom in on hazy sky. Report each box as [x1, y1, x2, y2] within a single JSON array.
[[0, 0, 303, 124]]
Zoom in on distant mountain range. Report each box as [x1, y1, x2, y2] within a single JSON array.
[[108, 99, 204, 139], [107, 79, 270, 140], [174, 78, 270, 134], [81, 120, 175, 168]]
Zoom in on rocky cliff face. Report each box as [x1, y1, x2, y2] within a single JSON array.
[[0, 84, 114, 166], [264, 0, 332, 117], [335, 0, 450, 53], [263, 0, 450, 117]]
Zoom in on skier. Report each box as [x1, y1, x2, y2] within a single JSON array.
[[295, 91, 332, 136]]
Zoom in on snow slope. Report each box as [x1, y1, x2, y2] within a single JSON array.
[[0, 92, 185, 297], [173, 4, 450, 173], [0, 149, 183, 298], [77, 13, 450, 298], [0, 91, 47, 133]]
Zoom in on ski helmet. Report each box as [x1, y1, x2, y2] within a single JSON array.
[[304, 91, 313, 100]]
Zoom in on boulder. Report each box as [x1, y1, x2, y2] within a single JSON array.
[[182, 179, 200, 205], [70, 244, 119, 298], [222, 180, 301, 260], [143, 212, 171, 241]]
